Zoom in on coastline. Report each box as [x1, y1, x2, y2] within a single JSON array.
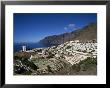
[[14, 40, 97, 75]]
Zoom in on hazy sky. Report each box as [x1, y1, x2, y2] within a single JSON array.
[[14, 13, 97, 43]]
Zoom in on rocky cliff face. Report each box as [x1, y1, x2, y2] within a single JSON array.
[[40, 23, 97, 46]]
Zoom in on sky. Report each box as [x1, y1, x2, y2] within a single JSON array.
[[14, 13, 97, 43]]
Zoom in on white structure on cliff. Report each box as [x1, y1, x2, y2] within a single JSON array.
[[22, 46, 26, 52]]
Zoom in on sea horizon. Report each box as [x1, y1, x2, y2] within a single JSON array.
[[14, 42, 52, 53]]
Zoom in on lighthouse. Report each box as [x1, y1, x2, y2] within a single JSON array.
[[22, 46, 26, 52]]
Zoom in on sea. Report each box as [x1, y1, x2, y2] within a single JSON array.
[[14, 42, 51, 53]]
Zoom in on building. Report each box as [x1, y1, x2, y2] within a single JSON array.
[[22, 46, 26, 52]]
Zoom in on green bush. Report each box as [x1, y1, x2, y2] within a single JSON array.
[[21, 58, 39, 70], [47, 65, 53, 73], [72, 57, 97, 72], [66, 46, 72, 49], [72, 64, 81, 72], [79, 57, 97, 65]]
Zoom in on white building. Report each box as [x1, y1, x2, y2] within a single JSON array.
[[22, 46, 26, 52]]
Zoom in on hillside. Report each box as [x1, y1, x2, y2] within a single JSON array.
[[40, 23, 97, 46], [14, 40, 97, 75]]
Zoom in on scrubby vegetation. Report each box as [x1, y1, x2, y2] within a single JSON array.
[[14, 56, 39, 75], [14, 55, 97, 75], [70, 57, 97, 75]]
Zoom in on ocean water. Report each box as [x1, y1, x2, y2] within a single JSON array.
[[14, 42, 51, 53]]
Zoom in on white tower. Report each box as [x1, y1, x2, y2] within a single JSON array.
[[22, 46, 26, 52]]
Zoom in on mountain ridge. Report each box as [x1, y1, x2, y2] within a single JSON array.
[[39, 22, 97, 46]]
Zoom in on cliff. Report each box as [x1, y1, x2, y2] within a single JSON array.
[[40, 23, 97, 46]]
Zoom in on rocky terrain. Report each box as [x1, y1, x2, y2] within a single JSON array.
[[14, 40, 97, 75]]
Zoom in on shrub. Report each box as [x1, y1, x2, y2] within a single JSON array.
[[47, 65, 53, 73], [66, 46, 72, 49], [72, 64, 81, 72], [21, 58, 39, 70], [72, 57, 97, 72]]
